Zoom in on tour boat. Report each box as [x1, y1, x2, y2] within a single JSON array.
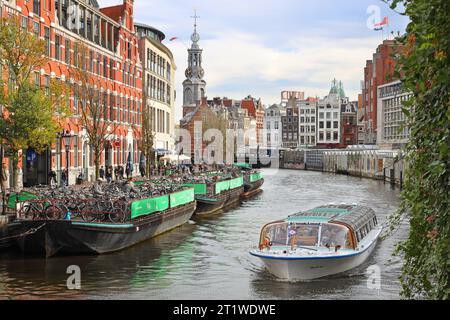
[[15, 187, 196, 257], [249, 204, 382, 280]]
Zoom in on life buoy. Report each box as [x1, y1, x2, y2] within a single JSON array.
[[259, 236, 272, 250]]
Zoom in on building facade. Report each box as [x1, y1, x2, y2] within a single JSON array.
[[136, 22, 176, 153], [377, 80, 411, 149], [317, 80, 344, 148], [341, 101, 358, 147], [298, 97, 318, 147], [281, 97, 299, 149], [361, 40, 404, 145], [263, 104, 284, 150], [240, 95, 264, 147], [2, 0, 143, 187]]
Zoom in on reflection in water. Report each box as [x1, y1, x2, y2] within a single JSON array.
[[0, 170, 407, 299]]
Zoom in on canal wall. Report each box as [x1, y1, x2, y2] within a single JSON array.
[[280, 148, 406, 188]]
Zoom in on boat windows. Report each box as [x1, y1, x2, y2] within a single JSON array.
[[288, 224, 320, 248], [320, 223, 352, 249], [261, 222, 288, 247]]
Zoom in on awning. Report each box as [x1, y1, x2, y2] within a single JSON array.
[[155, 149, 170, 156]]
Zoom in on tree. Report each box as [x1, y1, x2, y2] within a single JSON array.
[[70, 43, 119, 181], [203, 107, 230, 165], [385, 0, 449, 299], [134, 74, 155, 178], [0, 17, 68, 191]]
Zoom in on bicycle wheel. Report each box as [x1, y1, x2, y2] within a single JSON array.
[[18, 203, 33, 219], [81, 202, 99, 222], [108, 202, 125, 223], [45, 205, 63, 220]]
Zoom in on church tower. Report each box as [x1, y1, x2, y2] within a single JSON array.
[[182, 11, 207, 116]]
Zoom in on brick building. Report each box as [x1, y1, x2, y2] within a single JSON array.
[[340, 101, 358, 147], [240, 95, 264, 147], [1, 0, 143, 187], [361, 40, 404, 145]]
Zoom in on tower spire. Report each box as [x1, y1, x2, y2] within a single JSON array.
[[191, 10, 200, 33]]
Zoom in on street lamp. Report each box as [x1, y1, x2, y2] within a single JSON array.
[[57, 130, 73, 186]]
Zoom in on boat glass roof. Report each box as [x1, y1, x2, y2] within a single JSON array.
[[286, 204, 376, 231]]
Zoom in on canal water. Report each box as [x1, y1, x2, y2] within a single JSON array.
[[0, 169, 407, 300]]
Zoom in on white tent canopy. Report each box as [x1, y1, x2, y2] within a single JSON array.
[[160, 154, 191, 163]]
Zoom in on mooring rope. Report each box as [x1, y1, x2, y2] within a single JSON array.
[[0, 223, 47, 242]]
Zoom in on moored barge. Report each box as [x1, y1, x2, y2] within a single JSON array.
[[184, 176, 245, 215], [14, 187, 196, 257]]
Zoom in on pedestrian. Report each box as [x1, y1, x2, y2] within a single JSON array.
[[125, 163, 131, 179], [99, 166, 105, 180], [48, 168, 57, 188], [119, 165, 124, 180], [106, 166, 113, 183], [1, 163, 9, 214], [61, 167, 68, 187], [114, 166, 119, 181], [139, 164, 146, 178]]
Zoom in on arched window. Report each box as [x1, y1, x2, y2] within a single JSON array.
[[184, 88, 193, 105]]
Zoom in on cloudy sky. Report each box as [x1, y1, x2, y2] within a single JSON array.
[[100, 0, 409, 120]]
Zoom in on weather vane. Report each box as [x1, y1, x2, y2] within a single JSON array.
[[191, 10, 200, 32]]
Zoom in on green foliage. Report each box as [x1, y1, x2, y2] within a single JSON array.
[[0, 16, 67, 189], [0, 17, 46, 87], [0, 82, 60, 155], [386, 0, 450, 299]]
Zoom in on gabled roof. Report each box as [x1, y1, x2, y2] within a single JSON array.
[[100, 4, 125, 23], [241, 99, 256, 117], [180, 106, 200, 126]]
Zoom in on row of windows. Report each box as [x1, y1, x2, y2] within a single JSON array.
[[318, 131, 339, 142], [300, 126, 316, 133], [146, 49, 171, 81], [265, 121, 279, 130], [300, 136, 316, 145], [33, 72, 142, 126], [266, 133, 279, 143], [319, 121, 339, 129], [282, 117, 298, 124], [319, 104, 339, 109], [383, 126, 409, 140], [147, 75, 171, 104], [21, 17, 139, 88], [300, 117, 316, 123], [282, 133, 298, 141], [299, 109, 316, 115], [355, 217, 378, 243], [149, 107, 171, 135], [55, 0, 124, 54], [58, 139, 141, 170], [319, 112, 339, 120]]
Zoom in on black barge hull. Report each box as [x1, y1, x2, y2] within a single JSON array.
[[243, 178, 264, 193], [15, 202, 196, 257], [195, 186, 244, 215]]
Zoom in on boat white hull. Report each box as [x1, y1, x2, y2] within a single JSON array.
[[252, 236, 379, 281]]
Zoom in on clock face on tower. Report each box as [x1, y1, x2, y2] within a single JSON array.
[[198, 68, 205, 78], [185, 67, 192, 78]]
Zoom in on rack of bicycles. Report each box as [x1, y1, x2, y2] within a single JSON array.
[[14, 180, 194, 223]]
